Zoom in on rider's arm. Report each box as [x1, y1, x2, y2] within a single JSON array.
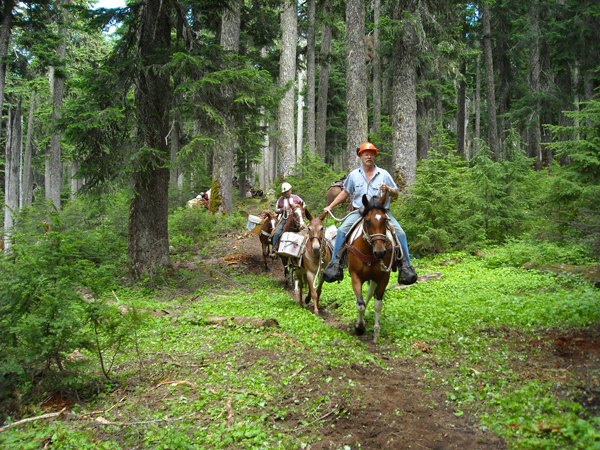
[[324, 189, 350, 211]]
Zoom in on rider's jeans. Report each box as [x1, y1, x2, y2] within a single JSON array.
[[330, 211, 411, 266], [272, 217, 288, 249]]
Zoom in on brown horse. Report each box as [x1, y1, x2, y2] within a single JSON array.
[[277, 204, 306, 288], [295, 210, 332, 315], [346, 191, 398, 343], [258, 210, 277, 270]]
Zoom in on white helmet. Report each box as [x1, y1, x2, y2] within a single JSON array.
[[281, 182, 292, 193]]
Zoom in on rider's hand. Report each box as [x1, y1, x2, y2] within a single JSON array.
[[323, 207, 331, 213]]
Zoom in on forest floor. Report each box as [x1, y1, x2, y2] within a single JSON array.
[[5, 202, 599, 449]]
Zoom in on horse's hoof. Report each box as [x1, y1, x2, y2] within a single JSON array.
[[355, 322, 366, 336], [373, 326, 380, 343]]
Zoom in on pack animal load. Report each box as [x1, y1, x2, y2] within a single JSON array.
[[324, 225, 337, 246], [246, 214, 264, 234], [278, 232, 306, 258]]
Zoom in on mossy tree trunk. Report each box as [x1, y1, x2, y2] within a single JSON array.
[[345, 0, 367, 171], [128, 0, 172, 277]]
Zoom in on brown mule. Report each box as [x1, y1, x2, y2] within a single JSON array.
[[294, 210, 332, 315], [258, 210, 277, 270], [277, 204, 305, 289]]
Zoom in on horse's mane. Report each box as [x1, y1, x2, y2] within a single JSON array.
[[360, 195, 385, 217]]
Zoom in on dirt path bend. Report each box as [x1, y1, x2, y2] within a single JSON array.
[[220, 231, 506, 449]]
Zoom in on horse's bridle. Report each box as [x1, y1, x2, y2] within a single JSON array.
[[360, 214, 393, 272]]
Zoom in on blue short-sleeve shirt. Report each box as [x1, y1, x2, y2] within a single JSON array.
[[344, 165, 398, 210]]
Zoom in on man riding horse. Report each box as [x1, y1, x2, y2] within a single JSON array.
[[322, 142, 417, 285], [270, 182, 307, 257]]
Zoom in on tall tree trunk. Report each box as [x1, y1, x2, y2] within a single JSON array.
[[456, 61, 466, 157], [392, 0, 417, 189], [170, 93, 182, 190], [528, 0, 541, 168], [0, 0, 14, 139], [482, 2, 500, 160], [345, 0, 368, 171], [210, 0, 241, 212], [22, 91, 36, 207], [306, 0, 316, 154], [296, 51, 305, 160], [372, 0, 381, 136], [539, 11, 553, 168], [474, 41, 481, 155], [128, 0, 172, 277], [278, 0, 297, 178], [316, 0, 332, 160], [70, 160, 80, 200], [4, 100, 21, 252], [416, 99, 429, 160], [269, 120, 277, 185], [47, 0, 68, 211]]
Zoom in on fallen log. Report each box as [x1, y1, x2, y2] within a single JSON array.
[[166, 313, 279, 329]]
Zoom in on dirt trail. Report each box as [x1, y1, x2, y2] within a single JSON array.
[[222, 226, 506, 449]]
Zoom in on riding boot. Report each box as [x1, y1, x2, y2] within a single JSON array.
[[323, 250, 345, 282], [398, 258, 418, 285]]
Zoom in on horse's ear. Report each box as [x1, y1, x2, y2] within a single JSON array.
[[318, 211, 328, 221], [380, 190, 388, 205], [305, 208, 313, 221], [362, 194, 369, 207]]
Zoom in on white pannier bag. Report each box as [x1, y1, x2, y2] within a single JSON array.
[[246, 214, 263, 234], [278, 232, 305, 258], [324, 225, 337, 246]]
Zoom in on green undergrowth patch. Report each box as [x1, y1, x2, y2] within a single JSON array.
[[321, 251, 600, 449], [0, 272, 378, 449], [2, 251, 599, 449]]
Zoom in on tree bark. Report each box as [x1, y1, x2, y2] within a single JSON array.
[[392, 0, 417, 189], [481, 2, 500, 160], [345, 0, 368, 171], [306, 0, 316, 154], [210, 0, 241, 213], [22, 91, 36, 207], [456, 61, 466, 157], [0, 0, 14, 139], [277, 0, 297, 178], [316, 0, 332, 160], [128, 0, 172, 277], [48, 0, 68, 211], [372, 0, 381, 136], [4, 100, 21, 253], [296, 51, 305, 160], [474, 41, 481, 155], [528, 0, 541, 168]]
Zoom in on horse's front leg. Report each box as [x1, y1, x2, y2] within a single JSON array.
[[372, 280, 388, 344], [351, 273, 367, 335], [306, 270, 319, 314]]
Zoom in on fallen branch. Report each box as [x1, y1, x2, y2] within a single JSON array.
[[84, 396, 127, 417], [225, 397, 235, 428], [295, 409, 337, 431], [170, 314, 279, 329], [0, 407, 67, 433], [93, 413, 196, 427]]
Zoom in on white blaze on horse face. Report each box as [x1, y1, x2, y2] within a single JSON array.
[[375, 214, 382, 221]]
